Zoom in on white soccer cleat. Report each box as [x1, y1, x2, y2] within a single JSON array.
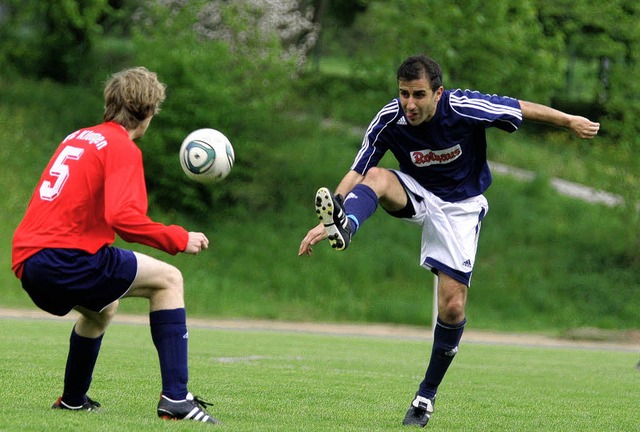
[[402, 394, 435, 427], [315, 187, 352, 251]]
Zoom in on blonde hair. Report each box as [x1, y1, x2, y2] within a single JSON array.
[[103, 67, 166, 130]]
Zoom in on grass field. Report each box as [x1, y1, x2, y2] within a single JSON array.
[[0, 316, 637, 431]]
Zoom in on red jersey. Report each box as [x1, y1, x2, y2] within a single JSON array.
[[12, 122, 188, 278]]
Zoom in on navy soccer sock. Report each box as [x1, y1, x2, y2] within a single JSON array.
[[62, 327, 103, 406], [418, 317, 466, 399], [344, 184, 379, 234], [150, 308, 189, 400]]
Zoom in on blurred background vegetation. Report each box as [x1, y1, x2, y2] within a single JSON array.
[[0, 0, 638, 334]]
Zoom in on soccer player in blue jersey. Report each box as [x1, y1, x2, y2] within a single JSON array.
[[299, 54, 600, 427]]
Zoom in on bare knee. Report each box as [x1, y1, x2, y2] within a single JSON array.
[[127, 254, 185, 310], [363, 167, 392, 190], [75, 301, 119, 337], [362, 167, 407, 211], [438, 297, 466, 323], [437, 275, 467, 324], [147, 265, 184, 310], [163, 265, 184, 292], [100, 301, 119, 323]]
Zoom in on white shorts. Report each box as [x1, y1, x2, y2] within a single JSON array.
[[391, 170, 488, 286]]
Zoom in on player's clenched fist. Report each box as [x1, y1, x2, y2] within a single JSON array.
[[185, 232, 209, 254]]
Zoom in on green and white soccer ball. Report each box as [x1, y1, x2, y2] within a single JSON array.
[[179, 128, 235, 183]]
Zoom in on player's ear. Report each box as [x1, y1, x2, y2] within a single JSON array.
[[435, 86, 444, 102]]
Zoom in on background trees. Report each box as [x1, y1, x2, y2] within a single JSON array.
[[3, 1, 636, 135], [0, 0, 637, 328], [2, 0, 637, 206], [2, 0, 637, 230], [0, 0, 114, 83]]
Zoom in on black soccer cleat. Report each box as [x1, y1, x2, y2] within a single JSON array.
[[51, 396, 101, 412], [402, 394, 435, 427], [315, 187, 352, 251], [157, 392, 221, 424]]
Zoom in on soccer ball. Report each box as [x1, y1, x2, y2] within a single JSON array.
[[179, 128, 235, 183]]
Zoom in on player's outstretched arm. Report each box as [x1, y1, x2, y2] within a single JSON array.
[[183, 232, 209, 255], [519, 100, 600, 139]]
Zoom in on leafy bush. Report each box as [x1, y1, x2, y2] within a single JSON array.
[[122, 1, 310, 217], [347, 0, 564, 102], [1, 75, 639, 331], [0, 0, 114, 84]]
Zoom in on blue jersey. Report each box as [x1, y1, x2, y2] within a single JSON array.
[[351, 89, 523, 202]]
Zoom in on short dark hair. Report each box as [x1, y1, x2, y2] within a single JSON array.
[[397, 55, 443, 91]]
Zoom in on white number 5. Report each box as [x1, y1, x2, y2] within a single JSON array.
[[39, 145, 84, 201]]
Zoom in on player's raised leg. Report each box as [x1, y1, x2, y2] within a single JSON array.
[[315, 167, 408, 251]]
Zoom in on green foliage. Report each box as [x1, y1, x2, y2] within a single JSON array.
[[4, 0, 640, 149], [477, 179, 637, 330], [1, 2, 639, 332], [319, 0, 640, 148], [0, 0, 114, 84], [294, 69, 392, 124], [1, 77, 638, 331], [536, 1, 635, 59], [487, 126, 640, 264], [1, 319, 638, 431], [345, 0, 564, 101], [601, 58, 640, 152], [535, 0, 640, 144], [105, 0, 307, 216]]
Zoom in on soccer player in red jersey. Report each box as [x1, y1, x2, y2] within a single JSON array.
[[12, 67, 220, 424]]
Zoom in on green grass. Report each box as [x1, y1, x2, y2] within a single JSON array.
[[0, 317, 637, 431]]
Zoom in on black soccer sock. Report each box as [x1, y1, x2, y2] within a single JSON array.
[[150, 308, 189, 400], [62, 327, 103, 406], [418, 317, 466, 399], [344, 184, 379, 234]]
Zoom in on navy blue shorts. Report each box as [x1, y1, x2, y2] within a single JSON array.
[[20, 246, 138, 316]]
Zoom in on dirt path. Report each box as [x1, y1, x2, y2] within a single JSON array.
[[1, 307, 638, 353]]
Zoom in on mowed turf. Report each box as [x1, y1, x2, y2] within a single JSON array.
[[0, 317, 637, 432]]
